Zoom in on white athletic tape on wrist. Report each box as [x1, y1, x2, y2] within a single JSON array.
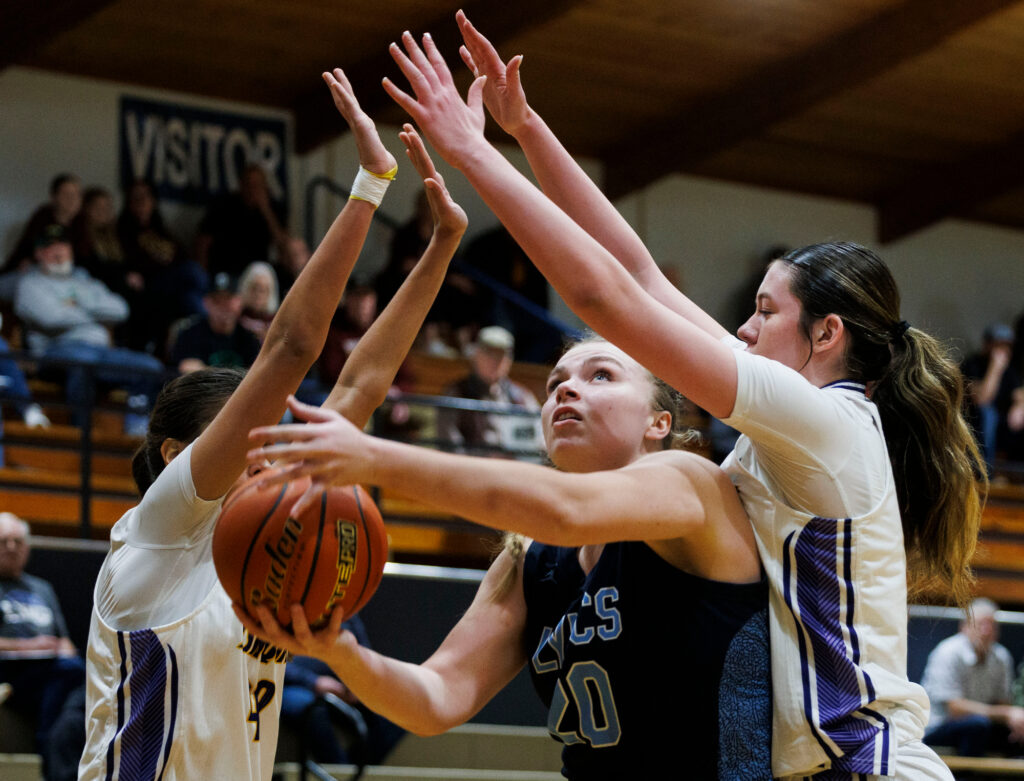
[[349, 165, 397, 208]]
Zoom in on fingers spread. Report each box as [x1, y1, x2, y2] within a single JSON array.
[[331, 67, 354, 93], [459, 45, 478, 76], [388, 41, 430, 98], [383, 75, 421, 120], [400, 31, 438, 89], [421, 32, 455, 88]]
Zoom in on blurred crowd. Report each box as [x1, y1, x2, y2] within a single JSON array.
[[0, 169, 559, 450]]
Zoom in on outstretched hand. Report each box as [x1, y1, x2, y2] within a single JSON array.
[[323, 68, 397, 176], [399, 124, 467, 239], [248, 396, 375, 517], [382, 30, 488, 170], [456, 10, 531, 137]]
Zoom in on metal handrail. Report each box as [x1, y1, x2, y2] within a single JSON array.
[[0, 350, 170, 536], [303, 174, 579, 338], [0, 356, 546, 536]]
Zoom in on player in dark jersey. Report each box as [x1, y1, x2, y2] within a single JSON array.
[[239, 337, 772, 778]]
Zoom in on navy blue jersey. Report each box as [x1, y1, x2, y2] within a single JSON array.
[[523, 541, 771, 780]]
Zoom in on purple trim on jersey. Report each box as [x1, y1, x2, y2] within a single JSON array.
[[822, 380, 867, 395], [157, 646, 179, 781], [800, 770, 863, 780], [783, 516, 890, 776], [109, 629, 175, 781], [107, 633, 129, 781]]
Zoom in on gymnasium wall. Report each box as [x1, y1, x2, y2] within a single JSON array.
[[3, 66, 1024, 355], [23, 538, 1024, 729]]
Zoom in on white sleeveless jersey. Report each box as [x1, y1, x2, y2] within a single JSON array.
[[721, 343, 934, 779], [79, 442, 288, 780]]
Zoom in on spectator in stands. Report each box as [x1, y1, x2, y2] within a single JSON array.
[[14, 223, 164, 435], [962, 323, 1022, 475], [1008, 384, 1024, 463], [375, 189, 478, 356], [0, 330, 49, 429], [72, 187, 137, 346], [1, 173, 83, 304], [117, 178, 207, 355], [237, 261, 280, 344], [274, 235, 312, 297], [169, 271, 261, 374], [437, 325, 542, 458], [460, 225, 560, 363], [72, 187, 127, 292], [921, 597, 1024, 758], [194, 162, 291, 279], [0, 332, 50, 465], [318, 280, 379, 388], [281, 616, 404, 767], [0, 512, 85, 780]]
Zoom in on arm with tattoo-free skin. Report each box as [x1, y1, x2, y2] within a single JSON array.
[[190, 68, 396, 500], [455, 11, 725, 341], [381, 32, 739, 418], [233, 546, 529, 736], [324, 125, 467, 428]]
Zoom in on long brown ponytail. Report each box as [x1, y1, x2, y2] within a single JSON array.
[[781, 243, 983, 605]]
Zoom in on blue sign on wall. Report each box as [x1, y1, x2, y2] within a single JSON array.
[[119, 95, 289, 208]]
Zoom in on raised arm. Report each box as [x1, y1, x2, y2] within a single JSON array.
[[250, 400, 736, 551], [456, 11, 726, 340], [324, 125, 467, 428], [382, 33, 737, 416], [234, 548, 529, 735], [190, 69, 397, 499]]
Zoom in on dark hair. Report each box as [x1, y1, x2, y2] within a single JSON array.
[[779, 242, 983, 604], [131, 367, 246, 495], [49, 173, 78, 196], [120, 178, 168, 234], [81, 186, 111, 209]]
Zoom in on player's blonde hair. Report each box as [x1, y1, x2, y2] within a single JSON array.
[[491, 334, 696, 599]]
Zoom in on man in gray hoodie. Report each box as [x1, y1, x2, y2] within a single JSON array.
[[14, 224, 165, 434]]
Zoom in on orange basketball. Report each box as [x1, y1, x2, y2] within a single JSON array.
[[212, 468, 388, 629]]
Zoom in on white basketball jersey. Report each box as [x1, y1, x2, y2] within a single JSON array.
[[722, 344, 931, 778], [79, 441, 288, 780], [79, 586, 286, 780]]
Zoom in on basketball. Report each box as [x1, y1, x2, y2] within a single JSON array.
[[212, 468, 388, 629]]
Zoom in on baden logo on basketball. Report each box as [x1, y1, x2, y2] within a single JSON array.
[[213, 468, 388, 630], [250, 515, 303, 613]]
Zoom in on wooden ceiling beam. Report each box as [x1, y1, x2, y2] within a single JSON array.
[[0, 0, 119, 70], [601, 0, 1022, 200], [292, 0, 581, 154], [876, 129, 1024, 243]]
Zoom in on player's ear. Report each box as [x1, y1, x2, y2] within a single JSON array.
[[160, 438, 186, 466], [644, 410, 672, 445], [812, 313, 845, 354]]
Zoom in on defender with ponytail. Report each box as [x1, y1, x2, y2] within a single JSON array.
[[378, 18, 975, 779], [781, 242, 983, 605]]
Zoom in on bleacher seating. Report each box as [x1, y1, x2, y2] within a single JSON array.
[[2, 350, 1024, 581]]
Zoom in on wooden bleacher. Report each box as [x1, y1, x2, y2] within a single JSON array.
[[0, 352, 554, 564], [0, 416, 502, 565], [5, 351, 1024, 587]]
